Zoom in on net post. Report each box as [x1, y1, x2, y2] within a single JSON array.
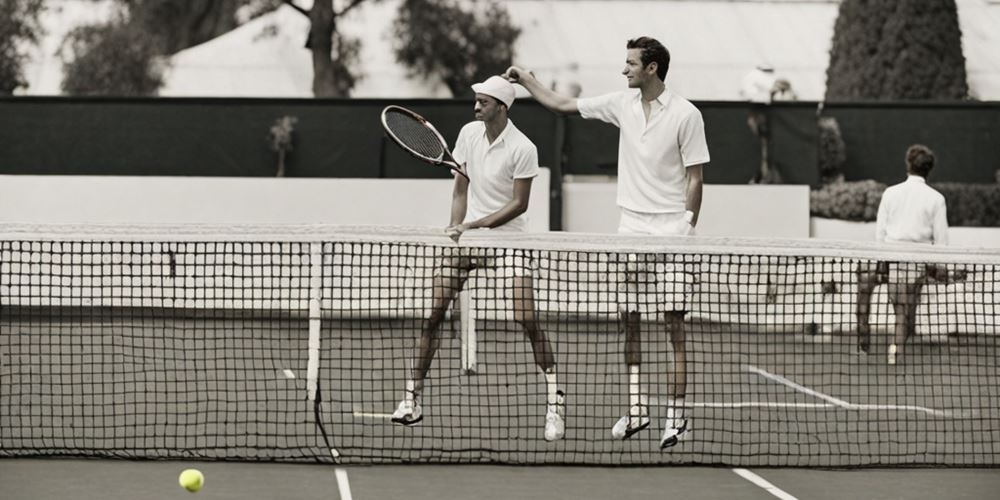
[[460, 289, 477, 374], [307, 242, 323, 401]]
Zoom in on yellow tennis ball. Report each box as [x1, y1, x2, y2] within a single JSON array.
[[179, 469, 204, 493]]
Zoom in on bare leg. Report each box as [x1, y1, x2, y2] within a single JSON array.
[[660, 310, 690, 448], [411, 263, 467, 393], [666, 311, 687, 400], [623, 310, 643, 406], [512, 274, 555, 371], [856, 262, 884, 353], [513, 273, 565, 441]]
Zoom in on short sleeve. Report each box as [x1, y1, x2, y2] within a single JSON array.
[[452, 124, 470, 165], [577, 91, 624, 127], [678, 109, 711, 167], [932, 195, 949, 245], [512, 143, 540, 180]]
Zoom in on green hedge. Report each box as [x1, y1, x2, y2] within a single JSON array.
[[811, 180, 1000, 227]]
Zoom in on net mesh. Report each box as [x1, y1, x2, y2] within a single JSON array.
[[1, 223, 998, 466], [383, 109, 446, 161]]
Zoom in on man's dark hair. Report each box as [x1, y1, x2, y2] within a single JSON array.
[[906, 144, 935, 178], [626, 37, 670, 80]]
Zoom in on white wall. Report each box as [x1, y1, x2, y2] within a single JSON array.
[[0, 170, 551, 232], [562, 178, 810, 237]]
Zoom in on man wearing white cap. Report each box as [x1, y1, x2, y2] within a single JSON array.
[[391, 75, 566, 442]]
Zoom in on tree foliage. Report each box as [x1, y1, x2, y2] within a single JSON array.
[[0, 0, 44, 94], [825, 0, 968, 100], [61, 18, 164, 96], [393, 0, 520, 97], [61, 0, 281, 96]]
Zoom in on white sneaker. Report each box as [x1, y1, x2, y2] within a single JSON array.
[[659, 418, 690, 449], [611, 403, 650, 440], [544, 390, 566, 442], [391, 397, 423, 426]]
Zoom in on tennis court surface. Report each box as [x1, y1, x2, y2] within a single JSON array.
[[2, 223, 998, 498]]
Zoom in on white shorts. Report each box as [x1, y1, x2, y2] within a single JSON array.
[[618, 208, 694, 236], [616, 209, 695, 314]]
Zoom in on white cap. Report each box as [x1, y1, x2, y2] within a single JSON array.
[[471, 75, 516, 109]]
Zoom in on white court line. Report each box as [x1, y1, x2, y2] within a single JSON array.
[[732, 468, 798, 500], [282, 369, 296, 379], [335, 468, 353, 500], [353, 411, 393, 419], [648, 397, 834, 410], [746, 365, 954, 417]]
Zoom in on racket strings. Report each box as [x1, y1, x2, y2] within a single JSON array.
[[385, 111, 445, 160]]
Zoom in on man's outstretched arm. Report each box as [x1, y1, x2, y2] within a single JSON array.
[[506, 66, 579, 115]]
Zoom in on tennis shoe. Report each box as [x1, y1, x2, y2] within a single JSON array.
[[391, 397, 423, 426], [544, 390, 566, 441], [659, 418, 690, 449], [611, 403, 650, 439]]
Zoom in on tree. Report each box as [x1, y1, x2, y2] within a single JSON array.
[[825, 0, 968, 100], [392, 0, 520, 97], [61, 18, 164, 95], [283, 0, 364, 97], [0, 0, 44, 94], [61, 0, 282, 96]]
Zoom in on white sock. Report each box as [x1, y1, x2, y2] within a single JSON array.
[[405, 380, 417, 402], [544, 370, 559, 410], [629, 365, 641, 410], [667, 397, 685, 425]]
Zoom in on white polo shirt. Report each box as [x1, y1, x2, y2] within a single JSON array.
[[578, 89, 710, 213], [452, 119, 539, 232], [876, 175, 949, 245]]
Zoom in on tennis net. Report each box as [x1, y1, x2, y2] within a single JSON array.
[[1, 223, 997, 466]]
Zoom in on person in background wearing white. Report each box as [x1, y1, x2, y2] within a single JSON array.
[[857, 144, 958, 365]]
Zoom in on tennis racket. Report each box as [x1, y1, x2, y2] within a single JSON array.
[[381, 105, 469, 180]]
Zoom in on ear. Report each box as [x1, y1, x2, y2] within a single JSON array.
[[645, 62, 658, 75]]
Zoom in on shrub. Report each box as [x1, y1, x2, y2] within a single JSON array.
[[825, 0, 968, 100], [811, 180, 1000, 226], [817, 117, 846, 185]]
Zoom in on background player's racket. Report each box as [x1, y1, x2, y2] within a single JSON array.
[[381, 105, 469, 180]]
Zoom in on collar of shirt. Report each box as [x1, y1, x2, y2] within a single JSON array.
[[906, 175, 927, 184], [479, 118, 514, 150], [631, 88, 669, 115]]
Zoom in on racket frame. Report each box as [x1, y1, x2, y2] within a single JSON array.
[[381, 105, 469, 180]]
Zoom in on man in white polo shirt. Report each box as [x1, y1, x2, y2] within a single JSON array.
[[507, 36, 710, 449], [857, 144, 956, 365], [391, 76, 566, 442]]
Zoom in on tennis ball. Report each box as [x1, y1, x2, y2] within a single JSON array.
[[179, 469, 204, 493]]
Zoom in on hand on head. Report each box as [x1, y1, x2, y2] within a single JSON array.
[[504, 66, 533, 84]]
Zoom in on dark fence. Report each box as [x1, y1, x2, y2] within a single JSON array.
[[1, 97, 997, 185]]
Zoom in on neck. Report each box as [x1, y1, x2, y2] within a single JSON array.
[[640, 79, 666, 102], [484, 116, 507, 142]]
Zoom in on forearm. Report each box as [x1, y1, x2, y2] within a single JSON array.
[[466, 200, 527, 230], [450, 187, 468, 226], [685, 170, 704, 226], [512, 70, 578, 115]]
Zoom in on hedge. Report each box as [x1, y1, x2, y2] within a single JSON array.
[[811, 180, 1000, 227]]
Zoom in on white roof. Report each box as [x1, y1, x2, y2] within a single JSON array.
[[160, 2, 450, 98], [19, 0, 1000, 101]]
